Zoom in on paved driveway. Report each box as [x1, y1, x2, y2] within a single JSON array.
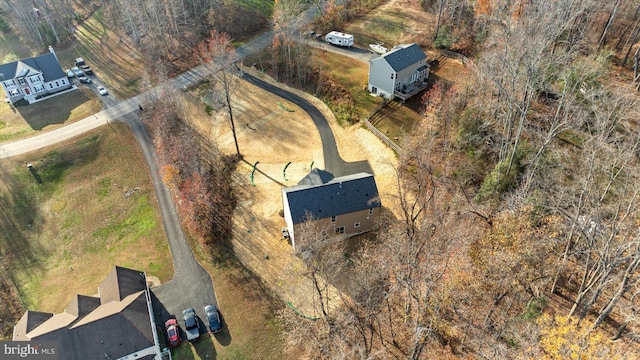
[[242, 72, 372, 177]]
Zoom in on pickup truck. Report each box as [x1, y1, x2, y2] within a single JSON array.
[[182, 308, 200, 341], [80, 65, 93, 75]]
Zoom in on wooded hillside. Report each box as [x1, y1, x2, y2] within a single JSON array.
[[2, 0, 640, 357], [279, 0, 640, 358]]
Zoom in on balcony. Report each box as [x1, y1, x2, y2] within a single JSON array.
[[394, 81, 428, 102]]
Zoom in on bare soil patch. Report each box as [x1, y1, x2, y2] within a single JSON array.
[[347, 0, 437, 47]]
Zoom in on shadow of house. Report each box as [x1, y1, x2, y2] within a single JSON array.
[[12, 87, 91, 130], [13, 266, 169, 360]]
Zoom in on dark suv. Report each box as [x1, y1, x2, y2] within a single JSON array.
[[204, 304, 224, 333]]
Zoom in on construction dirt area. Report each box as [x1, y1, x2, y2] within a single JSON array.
[[201, 67, 402, 315]]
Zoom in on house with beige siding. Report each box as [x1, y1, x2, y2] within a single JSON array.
[[282, 169, 381, 251]]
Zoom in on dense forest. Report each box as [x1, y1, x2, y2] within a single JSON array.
[[2, 0, 640, 358]]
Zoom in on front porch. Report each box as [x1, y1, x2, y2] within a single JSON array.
[[394, 81, 428, 102]]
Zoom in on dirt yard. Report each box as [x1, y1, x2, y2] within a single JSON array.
[[196, 67, 400, 315], [347, 0, 437, 47]]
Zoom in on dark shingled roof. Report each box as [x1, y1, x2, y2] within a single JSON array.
[[297, 168, 334, 186], [0, 52, 65, 82], [382, 44, 426, 72], [99, 266, 147, 304], [13, 311, 53, 340], [283, 172, 381, 224], [14, 266, 157, 360], [31, 292, 155, 360], [65, 294, 101, 318]]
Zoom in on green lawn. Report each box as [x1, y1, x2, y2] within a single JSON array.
[[0, 123, 172, 319], [314, 49, 382, 121]]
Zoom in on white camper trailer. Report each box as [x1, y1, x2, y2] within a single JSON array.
[[325, 31, 354, 47]]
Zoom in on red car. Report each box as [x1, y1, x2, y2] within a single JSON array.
[[165, 318, 181, 347]]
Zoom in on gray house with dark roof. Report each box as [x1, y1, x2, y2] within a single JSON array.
[[13, 266, 165, 360], [282, 169, 381, 250], [368, 43, 430, 100], [0, 46, 72, 104]]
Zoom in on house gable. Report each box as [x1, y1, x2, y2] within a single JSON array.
[[98, 265, 147, 304], [12, 311, 53, 340]]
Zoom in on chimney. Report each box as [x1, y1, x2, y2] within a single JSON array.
[[48, 46, 57, 60]]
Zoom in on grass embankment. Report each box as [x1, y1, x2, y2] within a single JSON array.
[[0, 123, 172, 319]]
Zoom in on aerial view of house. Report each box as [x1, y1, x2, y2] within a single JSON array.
[[367, 43, 430, 100], [0, 47, 72, 104], [282, 169, 381, 250], [13, 266, 163, 360]]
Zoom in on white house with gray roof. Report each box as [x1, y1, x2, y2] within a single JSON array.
[[282, 169, 381, 250], [368, 43, 430, 101], [0, 47, 72, 104]]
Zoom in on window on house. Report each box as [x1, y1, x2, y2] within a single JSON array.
[[33, 85, 45, 92], [354, 222, 360, 228], [18, 78, 25, 85], [331, 216, 336, 223], [369, 208, 374, 215], [61, 79, 66, 85], [4, 80, 15, 87], [55, 81, 59, 87], [335, 226, 345, 234], [49, 84, 53, 89]]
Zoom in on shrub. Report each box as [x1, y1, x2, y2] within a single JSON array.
[[0, 14, 10, 33], [475, 155, 522, 202], [433, 25, 456, 50]]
